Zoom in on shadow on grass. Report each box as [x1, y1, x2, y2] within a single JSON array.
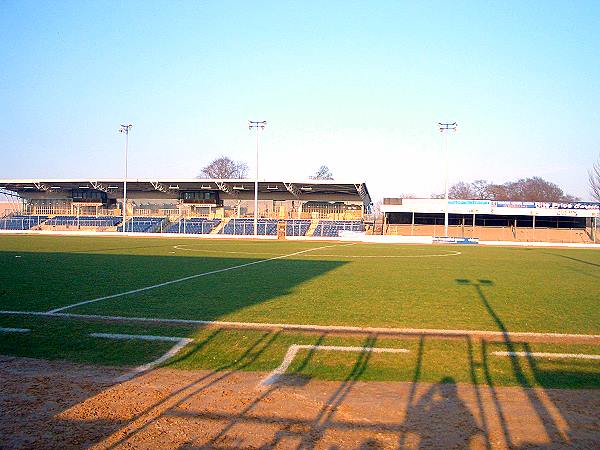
[[546, 252, 600, 268], [457, 278, 581, 448], [0, 251, 348, 316], [19, 313, 597, 449], [545, 252, 600, 280], [101, 328, 283, 449], [3, 261, 597, 448]]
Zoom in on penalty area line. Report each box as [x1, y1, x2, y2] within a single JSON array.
[[0, 327, 31, 333], [90, 332, 194, 382], [47, 243, 350, 314], [261, 344, 410, 385], [492, 351, 600, 360]]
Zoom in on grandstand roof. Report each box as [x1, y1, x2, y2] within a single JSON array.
[[0, 179, 371, 204]]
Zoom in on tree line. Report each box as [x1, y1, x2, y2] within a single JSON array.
[[197, 154, 600, 202], [434, 177, 579, 202], [198, 157, 333, 180], [427, 154, 600, 202]]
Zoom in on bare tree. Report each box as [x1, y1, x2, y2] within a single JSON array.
[[492, 177, 578, 202], [589, 155, 600, 201], [485, 183, 510, 200], [198, 156, 248, 179], [471, 180, 490, 199], [309, 165, 334, 180], [448, 182, 475, 199], [439, 177, 578, 202], [372, 199, 383, 214]]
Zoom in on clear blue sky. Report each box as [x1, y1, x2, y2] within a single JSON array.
[[1, 1, 599, 200]]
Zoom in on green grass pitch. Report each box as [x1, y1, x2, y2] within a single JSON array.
[[0, 234, 598, 388]]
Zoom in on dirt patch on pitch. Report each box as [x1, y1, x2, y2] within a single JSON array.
[[0, 356, 598, 449]]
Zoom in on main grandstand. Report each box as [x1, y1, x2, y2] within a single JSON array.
[[0, 179, 371, 238]]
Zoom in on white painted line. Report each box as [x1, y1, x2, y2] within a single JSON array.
[[47, 243, 347, 314], [173, 245, 280, 256], [89, 332, 187, 342], [0, 327, 30, 333], [173, 245, 461, 258], [493, 351, 600, 360], [262, 344, 409, 385], [302, 250, 461, 258], [2, 310, 600, 341], [90, 332, 193, 382]]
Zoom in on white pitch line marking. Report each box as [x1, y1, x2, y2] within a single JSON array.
[[47, 243, 347, 314], [0, 327, 30, 333], [90, 332, 194, 382], [303, 250, 462, 258], [492, 351, 600, 360], [173, 244, 461, 258], [2, 311, 600, 341], [173, 245, 281, 256], [261, 344, 410, 385]]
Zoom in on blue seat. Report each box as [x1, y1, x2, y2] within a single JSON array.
[[165, 218, 221, 234], [220, 218, 279, 235], [46, 216, 121, 227], [117, 217, 166, 232], [313, 220, 364, 237], [0, 215, 48, 230], [286, 219, 311, 236]]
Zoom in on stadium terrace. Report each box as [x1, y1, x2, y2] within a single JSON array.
[[381, 198, 600, 244]]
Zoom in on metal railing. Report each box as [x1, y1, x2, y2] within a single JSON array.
[[0, 216, 47, 230], [46, 220, 118, 228], [312, 221, 365, 237], [164, 219, 313, 236], [168, 220, 218, 235]]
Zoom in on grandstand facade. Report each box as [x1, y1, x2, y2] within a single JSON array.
[[0, 179, 371, 238], [381, 198, 600, 243]]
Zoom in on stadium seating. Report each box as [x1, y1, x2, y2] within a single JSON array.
[[219, 218, 278, 235], [117, 217, 165, 233], [313, 220, 364, 237], [0, 215, 48, 230], [0, 214, 361, 237], [218, 218, 312, 236], [45, 215, 122, 227], [286, 219, 311, 236], [165, 218, 221, 234]]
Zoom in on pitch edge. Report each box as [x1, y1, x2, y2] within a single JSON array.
[[1, 310, 599, 343]]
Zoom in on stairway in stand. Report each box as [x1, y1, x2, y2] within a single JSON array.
[[210, 217, 230, 234], [305, 219, 320, 237]]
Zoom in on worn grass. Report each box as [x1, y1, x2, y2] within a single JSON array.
[[1, 234, 599, 388], [1, 315, 598, 389]]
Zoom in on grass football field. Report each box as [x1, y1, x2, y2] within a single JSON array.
[[0, 234, 598, 389]]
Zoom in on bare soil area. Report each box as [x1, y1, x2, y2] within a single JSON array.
[[0, 356, 598, 449]]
